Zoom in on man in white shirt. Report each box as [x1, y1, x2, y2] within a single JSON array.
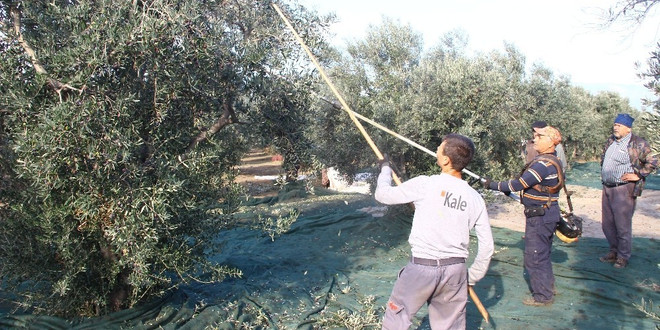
[[375, 133, 494, 329]]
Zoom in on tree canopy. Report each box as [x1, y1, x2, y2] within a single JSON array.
[[0, 0, 330, 316], [606, 0, 660, 154], [305, 22, 636, 182]]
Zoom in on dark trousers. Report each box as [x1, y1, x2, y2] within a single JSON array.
[[602, 184, 636, 260], [524, 206, 560, 302]]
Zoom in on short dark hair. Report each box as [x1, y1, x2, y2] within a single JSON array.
[[442, 134, 475, 171]]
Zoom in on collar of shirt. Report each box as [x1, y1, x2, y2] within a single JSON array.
[[614, 132, 632, 146]]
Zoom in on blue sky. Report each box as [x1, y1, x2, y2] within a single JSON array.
[[295, 0, 660, 110]]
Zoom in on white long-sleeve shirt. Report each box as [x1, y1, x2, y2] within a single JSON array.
[[375, 165, 494, 285]]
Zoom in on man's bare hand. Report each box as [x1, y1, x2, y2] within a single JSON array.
[[621, 172, 641, 182]]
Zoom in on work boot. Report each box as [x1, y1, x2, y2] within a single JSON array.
[[523, 296, 553, 307], [614, 257, 628, 268], [599, 251, 617, 263]]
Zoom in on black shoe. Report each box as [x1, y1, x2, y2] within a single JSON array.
[[599, 251, 617, 263], [614, 257, 628, 268]]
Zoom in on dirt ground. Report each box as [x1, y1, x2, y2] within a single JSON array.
[[486, 185, 660, 239], [237, 149, 660, 239], [235, 149, 287, 198]]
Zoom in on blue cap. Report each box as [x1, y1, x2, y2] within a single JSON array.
[[614, 113, 634, 128]]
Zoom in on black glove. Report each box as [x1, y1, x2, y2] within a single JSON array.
[[481, 177, 492, 190], [379, 153, 390, 168]]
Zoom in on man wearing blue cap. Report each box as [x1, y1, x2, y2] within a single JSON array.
[[599, 113, 658, 268]]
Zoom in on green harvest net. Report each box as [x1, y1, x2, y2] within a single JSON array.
[[1, 164, 659, 329]]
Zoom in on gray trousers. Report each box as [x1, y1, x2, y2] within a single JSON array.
[[382, 261, 467, 330], [602, 183, 636, 260]]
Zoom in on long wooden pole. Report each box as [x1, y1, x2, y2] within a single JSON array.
[[318, 94, 519, 204], [272, 3, 488, 324], [271, 4, 401, 185]]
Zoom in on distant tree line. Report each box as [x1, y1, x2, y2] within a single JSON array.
[[305, 18, 645, 181]]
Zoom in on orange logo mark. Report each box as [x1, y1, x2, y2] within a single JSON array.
[[388, 301, 400, 311]]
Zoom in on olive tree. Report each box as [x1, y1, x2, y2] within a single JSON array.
[[604, 0, 660, 156], [638, 47, 660, 154], [304, 18, 425, 180], [0, 0, 329, 317]]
